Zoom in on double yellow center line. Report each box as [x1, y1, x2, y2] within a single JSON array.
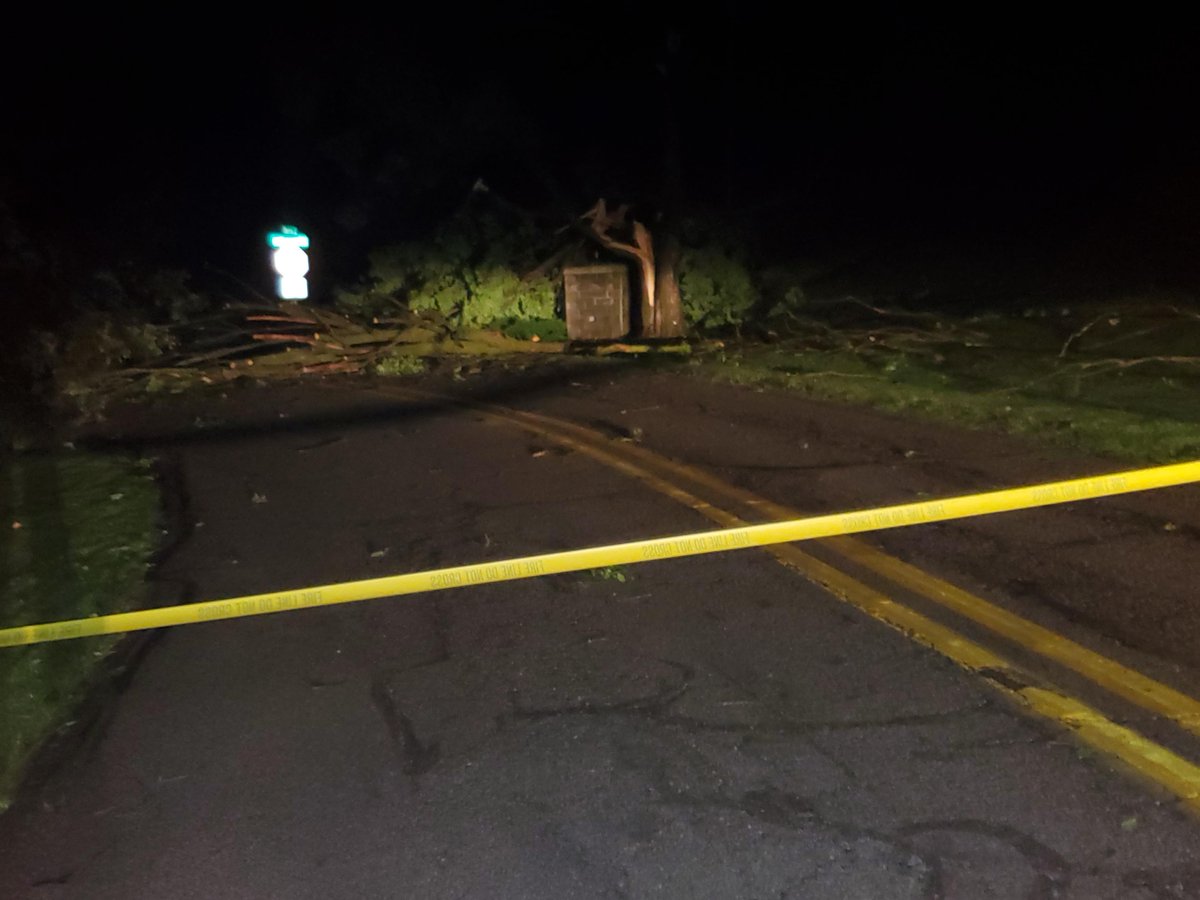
[[5, 384, 1200, 813], [393, 389, 1200, 813]]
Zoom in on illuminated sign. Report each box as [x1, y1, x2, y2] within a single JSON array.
[[267, 225, 310, 300]]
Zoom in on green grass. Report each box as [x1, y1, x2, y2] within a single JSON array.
[[694, 304, 1200, 462], [587, 565, 630, 583], [371, 353, 428, 376], [497, 316, 569, 342], [0, 453, 159, 808]]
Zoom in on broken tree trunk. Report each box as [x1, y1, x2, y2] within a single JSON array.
[[651, 229, 685, 338], [579, 200, 684, 339]]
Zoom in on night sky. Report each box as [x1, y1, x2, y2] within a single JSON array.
[[4, 9, 1199, 302]]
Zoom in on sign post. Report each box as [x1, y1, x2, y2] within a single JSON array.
[[267, 226, 310, 300]]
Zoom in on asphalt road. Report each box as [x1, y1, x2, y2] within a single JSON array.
[[3, 362, 1200, 898]]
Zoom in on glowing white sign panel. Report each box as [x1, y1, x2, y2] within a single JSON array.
[[267, 226, 310, 300]]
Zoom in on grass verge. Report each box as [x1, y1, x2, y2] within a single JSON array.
[[0, 452, 159, 809], [693, 303, 1200, 463]]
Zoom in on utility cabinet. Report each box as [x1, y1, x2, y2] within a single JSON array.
[[563, 264, 630, 341]]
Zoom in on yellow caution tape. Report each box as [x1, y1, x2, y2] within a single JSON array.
[[3, 459, 1198, 649]]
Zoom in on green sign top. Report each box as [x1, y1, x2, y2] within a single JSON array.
[[267, 225, 309, 249]]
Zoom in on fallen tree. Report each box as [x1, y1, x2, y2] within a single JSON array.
[[577, 200, 685, 339], [47, 302, 568, 411]]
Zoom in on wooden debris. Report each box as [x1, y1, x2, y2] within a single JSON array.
[[80, 301, 583, 400]]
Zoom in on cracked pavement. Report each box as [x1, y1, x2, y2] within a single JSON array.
[[2, 369, 1199, 898]]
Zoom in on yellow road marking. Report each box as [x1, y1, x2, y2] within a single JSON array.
[[11, 452, 1190, 647], [382, 388, 1200, 812], [463, 396, 1200, 739], [774, 538, 1200, 813], [824, 536, 1200, 735], [7, 385, 1200, 810]]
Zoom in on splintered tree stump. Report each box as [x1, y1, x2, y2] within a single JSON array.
[[578, 199, 685, 340]]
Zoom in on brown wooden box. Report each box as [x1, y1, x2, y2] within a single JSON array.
[[563, 264, 630, 341]]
